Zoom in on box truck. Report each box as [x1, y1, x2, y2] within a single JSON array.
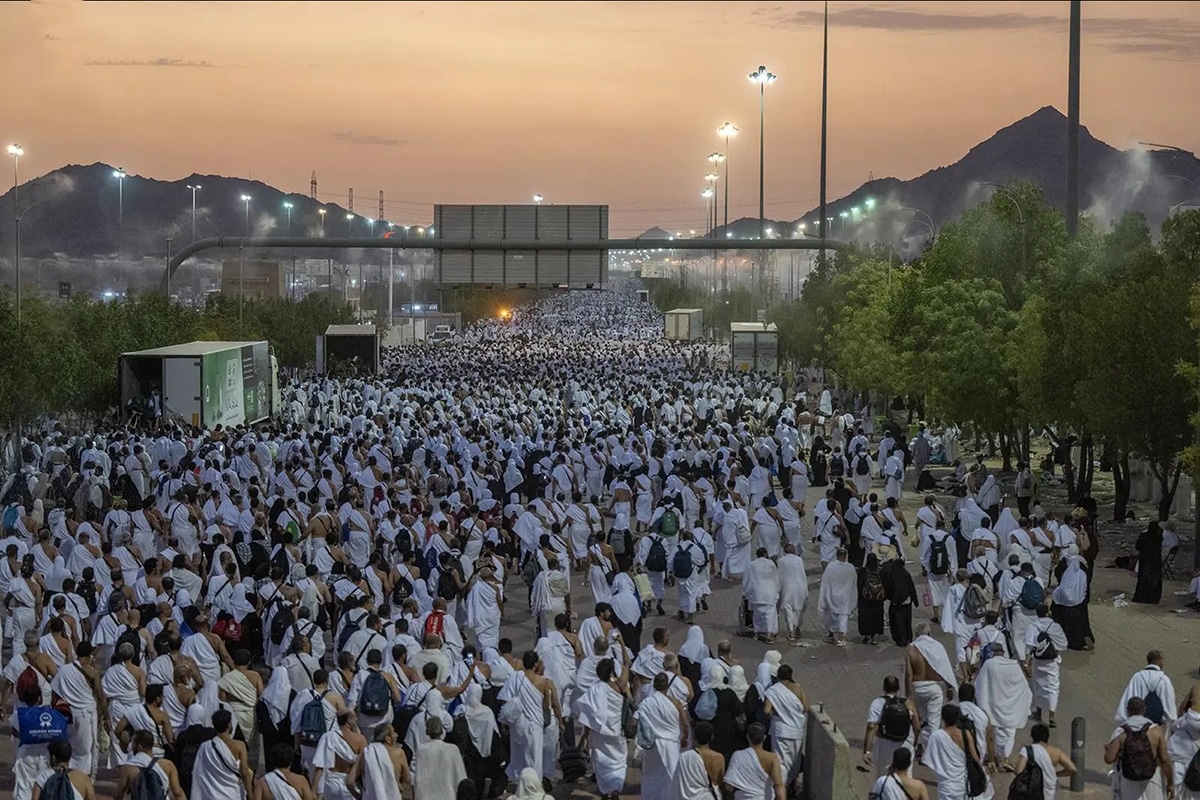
[[730, 322, 779, 373], [665, 308, 704, 340], [316, 323, 380, 374], [119, 340, 279, 428]]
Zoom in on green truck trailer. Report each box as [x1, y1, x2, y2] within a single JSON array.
[[119, 340, 280, 428]]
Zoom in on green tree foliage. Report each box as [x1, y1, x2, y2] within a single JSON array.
[[0, 291, 353, 425]]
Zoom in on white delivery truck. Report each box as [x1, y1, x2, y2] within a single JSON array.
[[730, 322, 779, 373], [664, 308, 704, 340], [119, 340, 279, 429]]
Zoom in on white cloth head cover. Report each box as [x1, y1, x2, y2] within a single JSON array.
[[728, 665, 750, 701], [1052, 554, 1087, 607], [678, 625, 708, 665], [699, 662, 724, 692]]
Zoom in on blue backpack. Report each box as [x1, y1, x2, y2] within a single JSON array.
[[358, 670, 391, 716], [2, 505, 19, 532]]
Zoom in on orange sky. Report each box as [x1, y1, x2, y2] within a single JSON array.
[[3, 0, 1199, 234]]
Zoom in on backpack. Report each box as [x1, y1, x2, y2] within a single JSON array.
[[437, 567, 460, 601], [358, 670, 391, 716], [960, 584, 989, 622], [131, 757, 168, 800], [672, 545, 695, 580], [1018, 579, 1044, 611], [856, 457, 870, 476], [424, 611, 446, 641], [1008, 746, 1045, 800], [39, 768, 76, 800], [15, 665, 40, 700], [861, 571, 886, 603], [16, 706, 69, 745], [77, 581, 98, 614], [1184, 746, 1200, 791], [659, 510, 679, 537], [610, 529, 632, 556], [694, 688, 718, 721], [270, 602, 296, 646], [336, 615, 362, 653], [877, 696, 911, 742], [829, 457, 845, 478], [298, 691, 331, 745], [117, 627, 144, 665], [1119, 723, 1158, 782], [1143, 683, 1166, 725], [2, 505, 18, 532], [645, 536, 668, 573], [1032, 626, 1058, 661], [635, 709, 656, 750], [520, 554, 542, 586], [928, 536, 950, 576], [391, 575, 413, 606]]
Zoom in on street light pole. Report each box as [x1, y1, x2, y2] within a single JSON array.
[[240, 194, 251, 331], [749, 66, 776, 243], [113, 168, 127, 255], [186, 184, 201, 242], [7, 145, 22, 312], [717, 123, 737, 231], [284, 201, 294, 299]]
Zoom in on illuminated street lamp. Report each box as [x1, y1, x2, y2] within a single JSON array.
[[114, 168, 128, 252], [748, 65, 777, 242], [284, 201, 294, 298], [716, 122, 737, 230], [240, 194, 252, 234], [346, 213, 354, 237], [317, 207, 327, 235], [186, 184, 201, 242], [533, 194, 543, 205], [7, 144, 22, 319], [238, 193, 251, 331]]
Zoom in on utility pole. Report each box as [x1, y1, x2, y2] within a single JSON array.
[[1066, 0, 1081, 238], [819, 0, 829, 261]]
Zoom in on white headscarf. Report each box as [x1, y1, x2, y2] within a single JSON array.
[[699, 662, 725, 692], [728, 665, 750, 701], [994, 507, 1019, 538], [514, 767, 551, 799], [1052, 555, 1088, 607], [462, 683, 498, 758], [754, 662, 774, 695], [678, 625, 708, 665]]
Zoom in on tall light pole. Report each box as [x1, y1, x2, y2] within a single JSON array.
[[387, 221, 395, 323], [1066, 0, 1081, 239], [186, 184, 201, 242], [319, 208, 331, 303], [748, 65, 777, 243], [716, 123, 737, 232], [533, 194, 543, 205], [283, 201, 294, 299], [704, 173, 719, 232], [346, 214, 355, 316], [7, 145, 22, 306], [239, 194, 251, 331], [113, 168, 127, 254]]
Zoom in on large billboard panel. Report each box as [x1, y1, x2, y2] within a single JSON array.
[[434, 204, 608, 287]]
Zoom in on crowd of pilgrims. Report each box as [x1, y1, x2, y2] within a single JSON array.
[[0, 285, 1193, 800]]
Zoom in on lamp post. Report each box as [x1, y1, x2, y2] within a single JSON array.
[[113, 168, 127, 254], [239, 194, 251, 331], [716, 123, 737, 230], [983, 183, 1027, 273], [704, 172, 719, 233], [748, 66, 776, 243], [387, 221, 395, 323], [13, 200, 43, 327], [283, 201, 294, 299], [318, 208, 331, 302], [7, 144, 22, 306], [186, 184, 201, 242], [839, 210, 848, 236], [533, 194, 543, 205]]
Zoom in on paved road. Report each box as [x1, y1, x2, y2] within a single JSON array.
[[3, 475, 1195, 799]]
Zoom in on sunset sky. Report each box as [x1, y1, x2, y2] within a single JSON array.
[[3, 0, 1199, 234]]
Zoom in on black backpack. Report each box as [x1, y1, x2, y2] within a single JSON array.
[[131, 757, 168, 800], [928, 536, 950, 576], [1120, 723, 1158, 782], [438, 567, 460, 601], [877, 696, 911, 742], [1184, 745, 1200, 791], [1008, 746, 1045, 800], [856, 457, 870, 476], [645, 536, 668, 572], [391, 575, 413, 606], [39, 768, 75, 800], [672, 545, 695, 580], [77, 581, 98, 614], [117, 626, 144, 665], [358, 669, 391, 716], [1032, 627, 1058, 661], [829, 457, 845, 478], [270, 602, 296, 646]]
